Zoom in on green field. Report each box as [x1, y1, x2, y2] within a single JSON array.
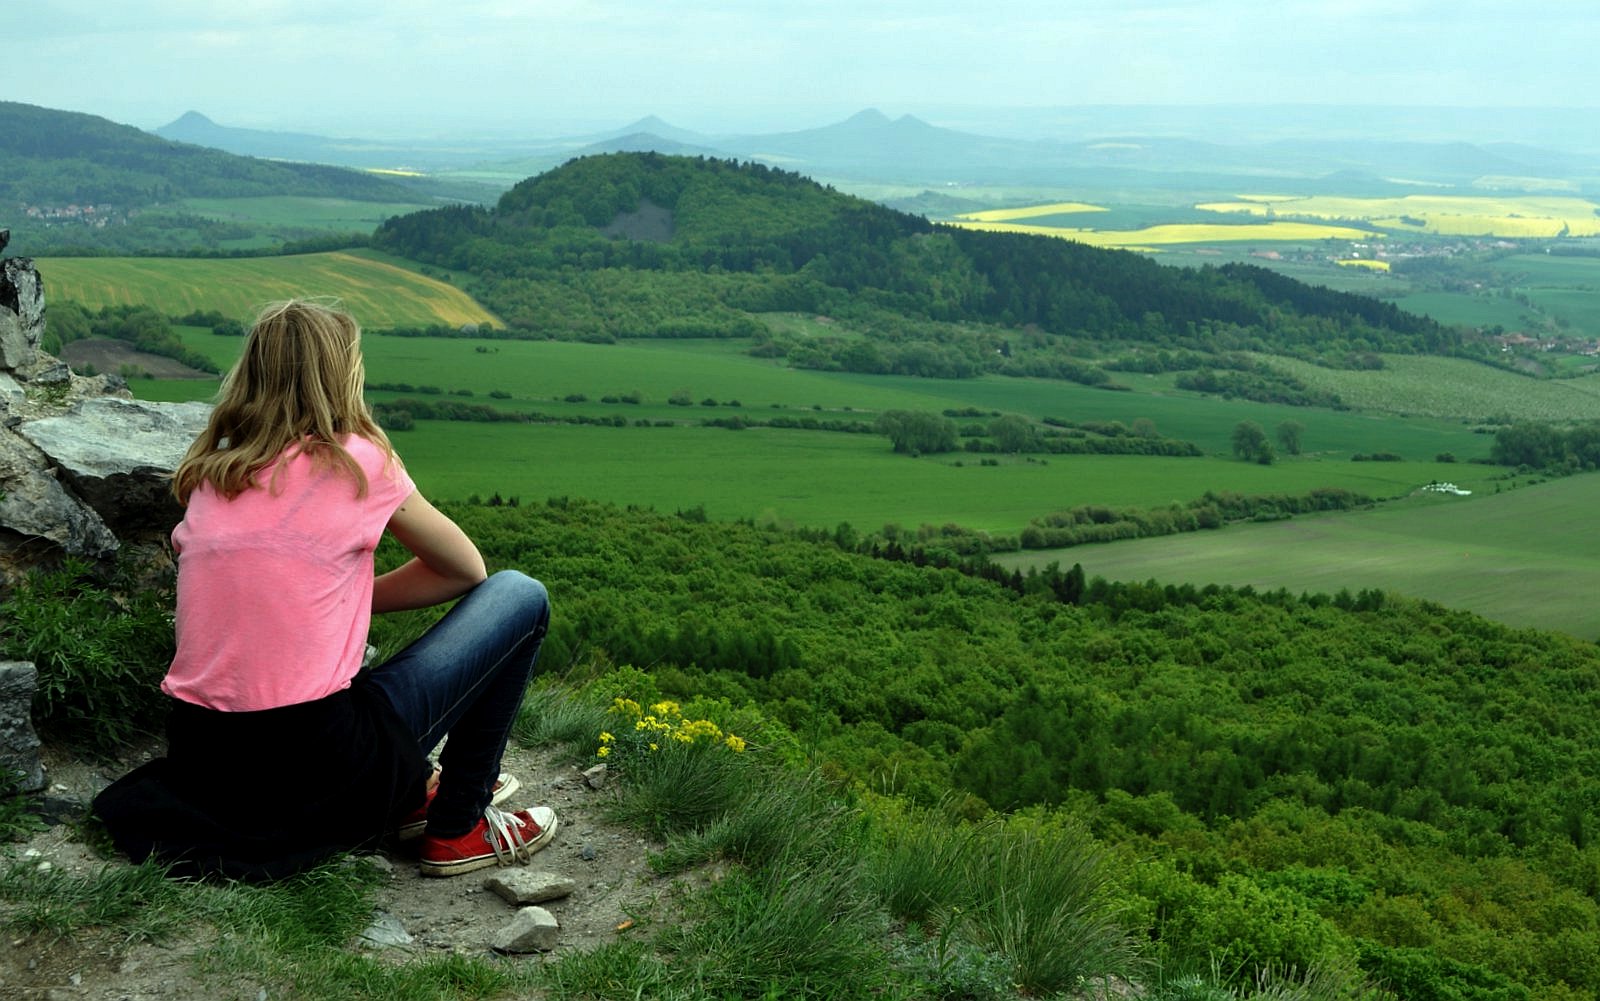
[[998, 473, 1600, 637], [90, 250, 1600, 634], [35, 251, 497, 328], [135, 331, 1501, 533], [175, 196, 435, 232], [152, 327, 1497, 456], [1263, 353, 1600, 421], [1394, 291, 1531, 331], [368, 423, 1488, 534]]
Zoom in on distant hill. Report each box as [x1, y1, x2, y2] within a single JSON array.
[[0, 101, 413, 210], [575, 132, 723, 158], [141, 106, 1593, 193], [596, 116, 710, 147], [374, 152, 1462, 373], [154, 110, 344, 162], [152, 110, 517, 170]]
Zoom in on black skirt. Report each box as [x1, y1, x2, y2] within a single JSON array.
[[93, 678, 429, 881]]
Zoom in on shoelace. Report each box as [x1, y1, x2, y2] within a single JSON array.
[[482, 805, 534, 865]]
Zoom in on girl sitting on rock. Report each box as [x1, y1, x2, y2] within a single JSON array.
[[96, 299, 556, 879]]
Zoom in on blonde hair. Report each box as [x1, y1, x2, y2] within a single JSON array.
[[173, 299, 394, 503]]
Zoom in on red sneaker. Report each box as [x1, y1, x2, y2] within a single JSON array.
[[397, 772, 519, 841], [419, 805, 558, 877]]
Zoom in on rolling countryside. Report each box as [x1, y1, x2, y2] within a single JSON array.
[[14, 112, 1600, 1000]]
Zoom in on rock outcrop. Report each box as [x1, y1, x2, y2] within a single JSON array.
[[0, 661, 44, 792], [0, 255, 210, 579], [0, 252, 213, 792]]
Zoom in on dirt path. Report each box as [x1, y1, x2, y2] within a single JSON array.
[[2, 741, 664, 1000]]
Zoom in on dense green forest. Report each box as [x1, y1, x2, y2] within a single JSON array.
[[373, 153, 1474, 379], [356, 498, 1600, 999]]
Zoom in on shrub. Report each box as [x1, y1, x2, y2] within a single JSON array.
[[0, 558, 174, 757]]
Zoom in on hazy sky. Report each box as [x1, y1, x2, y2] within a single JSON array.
[[5, 0, 1594, 137]]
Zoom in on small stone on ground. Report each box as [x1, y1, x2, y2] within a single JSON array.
[[491, 906, 559, 953], [484, 869, 577, 905]]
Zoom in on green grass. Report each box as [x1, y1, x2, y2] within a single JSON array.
[[1495, 253, 1600, 286], [35, 250, 497, 328], [1394, 291, 1532, 331], [382, 422, 1488, 534], [998, 473, 1600, 638], [1263, 353, 1600, 422], [133, 333, 1512, 533]]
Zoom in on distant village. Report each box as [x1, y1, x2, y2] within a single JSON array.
[[1252, 235, 1600, 356], [21, 202, 133, 227]]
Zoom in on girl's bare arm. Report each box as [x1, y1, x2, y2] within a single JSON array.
[[373, 490, 487, 612]]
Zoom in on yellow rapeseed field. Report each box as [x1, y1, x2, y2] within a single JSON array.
[[947, 219, 1378, 248], [1195, 194, 1600, 238], [1336, 259, 1391, 271], [956, 202, 1108, 223]]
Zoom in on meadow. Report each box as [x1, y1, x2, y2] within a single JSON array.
[[999, 473, 1600, 638], [35, 251, 496, 328], [58, 246, 1600, 633], [136, 327, 1500, 533], [1259, 353, 1600, 421], [174, 195, 437, 233]]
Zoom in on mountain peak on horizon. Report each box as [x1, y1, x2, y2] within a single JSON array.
[[844, 108, 891, 125], [163, 110, 217, 130], [620, 114, 676, 131]]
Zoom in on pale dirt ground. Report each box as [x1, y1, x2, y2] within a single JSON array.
[[1, 740, 669, 1001]]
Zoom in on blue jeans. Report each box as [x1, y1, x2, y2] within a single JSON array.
[[364, 571, 550, 837]]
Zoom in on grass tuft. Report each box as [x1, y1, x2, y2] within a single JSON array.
[[867, 798, 989, 923], [964, 820, 1143, 995], [667, 856, 888, 1001], [0, 858, 190, 942], [513, 681, 612, 752], [653, 765, 856, 874], [605, 737, 748, 839]]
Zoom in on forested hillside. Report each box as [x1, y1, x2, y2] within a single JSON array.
[[364, 498, 1600, 999], [0, 102, 412, 207], [374, 153, 1471, 382]]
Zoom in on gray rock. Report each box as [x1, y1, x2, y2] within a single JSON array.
[[0, 429, 119, 558], [490, 906, 559, 953], [0, 258, 43, 373], [18, 397, 211, 533], [483, 869, 577, 905], [0, 661, 45, 792], [582, 763, 608, 789], [356, 909, 414, 949]]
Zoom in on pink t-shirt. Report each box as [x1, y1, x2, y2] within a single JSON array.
[[162, 435, 415, 712]]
